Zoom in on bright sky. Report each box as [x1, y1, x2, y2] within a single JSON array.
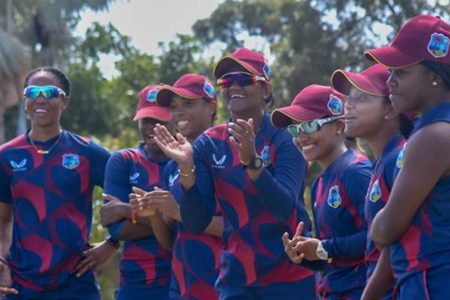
[[77, 0, 226, 77]]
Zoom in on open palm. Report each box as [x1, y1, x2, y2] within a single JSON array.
[[153, 124, 193, 165]]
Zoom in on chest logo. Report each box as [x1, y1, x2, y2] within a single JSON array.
[[212, 153, 226, 169], [369, 180, 382, 203], [129, 172, 140, 184], [62, 154, 79, 170], [10, 159, 27, 172], [169, 171, 179, 187], [327, 185, 341, 208]]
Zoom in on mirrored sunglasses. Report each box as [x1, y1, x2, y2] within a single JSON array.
[[23, 85, 66, 100], [287, 116, 342, 137], [217, 72, 267, 88]]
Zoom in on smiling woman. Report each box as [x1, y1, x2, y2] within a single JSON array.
[[0, 66, 114, 299]]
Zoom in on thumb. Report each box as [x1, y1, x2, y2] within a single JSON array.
[[295, 221, 304, 237], [132, 186, 146, 196], [102, 193, 118, 202], [154, 186, 162, 191]]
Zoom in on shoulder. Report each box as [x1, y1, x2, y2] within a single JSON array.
[[0, 135, 27, 153], [341, 152, 372, 182]]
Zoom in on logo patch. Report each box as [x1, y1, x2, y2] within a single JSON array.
[[369, 180, 382, 203], [263, 63, 271, 79], [169, 171, 179, 187], [327, 95, 343, 115], [203, 80, 216, 99], [260, 145, 271, 166], [147, 88, 159, 103], [212, 153, 226, 169], [427, 33, 449, 58], [10, 159, 27, 172], [129, 172, 140, 184], [62, 154, 80, 170], [396, 144, 406, 169], [327, 185, 341, 208]]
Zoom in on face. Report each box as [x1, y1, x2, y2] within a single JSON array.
[[24, 71, 68, 129], [169, 95, 215, 140], [139, 118, 167, 153], [344, 87, 390, 138], [292, 120, 343, 162], [220, 65, 271, 115], [387, 64, 434, 113]]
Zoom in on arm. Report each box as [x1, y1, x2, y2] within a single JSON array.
[[0, 203, 12, 258], [203, 216, 223, 237], [148, 213, 175, 251], [371, 124, 450, 246], [361, 247, 394, 300]]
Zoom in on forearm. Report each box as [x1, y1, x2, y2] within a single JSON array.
[[0, 204, 12, 258], [322, 230, 366, 258], [203, 216, 223, 237], [252, 169, 296, 222], [361, 247, 394, 300], [149, 213, 174, 251], [119, 220, 154, 241]]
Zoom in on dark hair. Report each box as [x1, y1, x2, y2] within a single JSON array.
[[23, 66, 71, 96], [421, 60, 450, 90]]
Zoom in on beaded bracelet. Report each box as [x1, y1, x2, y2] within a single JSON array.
[[179, 165, 196, 177]]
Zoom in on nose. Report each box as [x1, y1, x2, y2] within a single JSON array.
[[387, 72, 396, 89]]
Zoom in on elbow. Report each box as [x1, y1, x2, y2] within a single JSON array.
[[180, 210, 210, 234], [370, 222, 393, 248]]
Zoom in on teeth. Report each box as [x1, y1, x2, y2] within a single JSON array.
[[302, 145, 315, 151], [177, 120, 189, 127], [35, 109, 47, 113], [230, 94, 245, 99]]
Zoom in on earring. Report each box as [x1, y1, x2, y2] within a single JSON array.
[[432, 81, 437, 86]]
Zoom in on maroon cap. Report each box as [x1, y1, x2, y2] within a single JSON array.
[[213, 47, 271, 79], [331, 64, 390, 97], [133, 85, 171, 122], [156, 73, 216, 107], [365, 15, 450, 68], [271, 85, 345, 128]]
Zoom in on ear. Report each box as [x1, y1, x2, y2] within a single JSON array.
[[431, 72, 443, 87], [262, 82, 272, 99], [61, 97, 70, 110], [335, 119, 345, 135], [209, 100, 218, 116]]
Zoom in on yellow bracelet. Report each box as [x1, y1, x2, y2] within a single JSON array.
[[179, 165, 195, 177]]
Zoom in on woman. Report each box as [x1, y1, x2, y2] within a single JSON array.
[[100, 85, 173, 299], [131, 73, 222, 299], [276, 84, 371, 299], [366, 15, 450, 299], [153, 48, 315, 299], [331, 64, 412, 299], [0, 67, 115, 299]]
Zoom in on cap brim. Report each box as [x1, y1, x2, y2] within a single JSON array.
[[213, 56, 259, 79], [133, 106, 171, 122], [156, 87, 204, 107], [271, 106, 327, 128], [365, 46, 422, 69], [331, 69, 385, 97]]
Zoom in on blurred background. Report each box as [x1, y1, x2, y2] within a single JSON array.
[[1, 0, 449, 298]]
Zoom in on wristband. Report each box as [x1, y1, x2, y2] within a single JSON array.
[[179, 165, 195, 177]]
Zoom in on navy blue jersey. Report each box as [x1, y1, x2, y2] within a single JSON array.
[[311, 149, 371, 296], [0, 131, 109, 291], [364, 136, 406, 278], [181, 114, 314, 288], [390, 102, 450, 284], [104, 145, 172, 291], [164, 161, 221, 300]]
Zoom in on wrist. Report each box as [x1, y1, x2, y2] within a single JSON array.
[[106, 237, 120, 249], [0, 255, 8, 266]]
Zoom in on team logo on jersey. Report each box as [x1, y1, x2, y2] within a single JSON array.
[[263, 63, 271, 79], [62, 154, 79, 170], [260, 145, 271, 166], [327, 95, 343, 116], [327, 185, 341, 208], [369, 180, 382, 203], [203, 80, 216, 99], [147, 88, 159, 103], [212, 153, 227, 169], [169, 171, 179, 187], [396, 144, 406, 169], [10, 159, 27, 172], [427, 33, 449, 58], [129, 172, 140, 184]]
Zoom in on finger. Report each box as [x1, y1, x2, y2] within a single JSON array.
[[228, 127, 246, 143], [0, 287, 19, 295], [155, 124, 174, 145], [228, 122, 247, 136], [293, 252, 305, 264], [236, 118, 254, 135], [294, 221, 304, 237], [175, 133, 187, 145], [229, 136, 242, 150], [102, 193, 120, 203], [282, 232, 291, 247], [132, 186, 146, 196]]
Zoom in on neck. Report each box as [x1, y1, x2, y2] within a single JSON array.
[[419, 95, 450, 114], [317, 142, 347, 170], [231, 109, 264, 133], [29, 125, 62, 142], [187, 123, 213, 144], [365, 127, 400, 159]]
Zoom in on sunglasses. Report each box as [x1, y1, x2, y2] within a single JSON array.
[[287, 116, 342, 137], [23, 85, 66, 100], [217, 72, 267, 88]]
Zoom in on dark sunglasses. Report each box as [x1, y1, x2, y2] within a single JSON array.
[[287, 116, 342, 137], [217, 72, 268, 88], [23, 85, 66, 100]]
